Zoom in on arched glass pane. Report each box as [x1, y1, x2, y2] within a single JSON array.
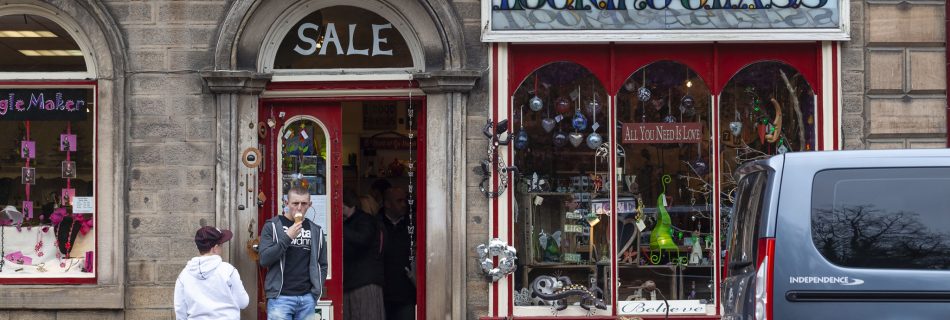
[[511, 62, 611, 305], [0, 14, 86, 72], [615, 61, 715, 304], [719, 61, 816, 207], [274, 6, 413, 69], [280, 118, 330, 231]]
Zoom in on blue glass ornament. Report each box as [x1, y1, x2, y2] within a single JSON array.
[[586, 132, 603, 149], [637, 87, 651, 102], [572, 111, 588, 131], [529, 96, 543, 112], [514, 130, 529, 150], [553, 132, 568, 148]]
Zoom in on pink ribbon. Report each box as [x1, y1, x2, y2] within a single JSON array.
[[74, 214, 94, 236], [50, 208, 94, 235]]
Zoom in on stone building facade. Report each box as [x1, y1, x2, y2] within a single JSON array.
[[0, 1, 943, 320]]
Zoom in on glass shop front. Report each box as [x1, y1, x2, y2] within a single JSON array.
[[481, 1, 846, 318]]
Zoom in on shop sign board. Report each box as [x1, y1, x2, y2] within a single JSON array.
[[0, 88, 90, 121], [482, 0, 849, 42], [622, 122, 702, 144], [618, 300, 707, 316]]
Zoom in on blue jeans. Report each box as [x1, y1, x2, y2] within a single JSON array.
[[267, 295, 316, 320]]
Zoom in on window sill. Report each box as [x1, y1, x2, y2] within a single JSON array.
[[0, 285, 123, 309]]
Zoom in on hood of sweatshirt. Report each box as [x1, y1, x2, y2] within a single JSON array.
[[185, 255, 223, 280]]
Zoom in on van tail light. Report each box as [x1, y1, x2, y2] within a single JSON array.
[[754, 238, 775, 320]]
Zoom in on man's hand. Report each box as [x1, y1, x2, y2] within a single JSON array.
[[286, 221, 303, 239]]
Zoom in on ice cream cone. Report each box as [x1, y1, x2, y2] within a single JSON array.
[[294, 213, 303, 223]]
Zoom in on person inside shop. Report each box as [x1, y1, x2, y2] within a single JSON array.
[[342, 189, 385, 320], [368, 179, 392, 214], [379, 186, 416, 320], [259, 186, 329, 320], [174, 226, 249, 320]]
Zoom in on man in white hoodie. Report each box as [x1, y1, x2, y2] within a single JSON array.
[[174, 226, 249, 320]]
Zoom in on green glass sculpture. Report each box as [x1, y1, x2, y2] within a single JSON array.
[[650, 175, 679, 251]]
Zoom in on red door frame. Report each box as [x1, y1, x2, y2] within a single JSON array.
[[496, 42, 826, 319], [258, 83, 427, 320]]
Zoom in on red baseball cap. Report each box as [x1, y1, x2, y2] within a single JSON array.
[[195, 226, 233, 252]]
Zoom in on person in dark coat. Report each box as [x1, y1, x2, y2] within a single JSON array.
[[378, 187, 416, 320], [342, 190, 385, 320]]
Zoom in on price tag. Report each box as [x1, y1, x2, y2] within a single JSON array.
[[534, 196, 544, 206], [636, 218, 646, 232]]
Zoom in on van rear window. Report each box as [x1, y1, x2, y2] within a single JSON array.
[[812, 168, 950, 270]]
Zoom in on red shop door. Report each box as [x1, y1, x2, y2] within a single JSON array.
[[258, 101, 343, 320]]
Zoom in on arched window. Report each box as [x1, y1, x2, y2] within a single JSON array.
[[719, 61, 817, 206], [511, 62, 611, 304], [0, 13, 96, 283], [615, 61, 715, 303]]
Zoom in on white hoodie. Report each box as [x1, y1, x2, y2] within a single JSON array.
[[174, 255, 249, 320]]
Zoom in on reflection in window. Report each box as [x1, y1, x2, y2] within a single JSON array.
[[812, 168, 950, 270], [615, 61, 715, 304], [511, 62, 611, 306]]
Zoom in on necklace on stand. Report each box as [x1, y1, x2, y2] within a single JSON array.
[[34, 228, 45, 257]]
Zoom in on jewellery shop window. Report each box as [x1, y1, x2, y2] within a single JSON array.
[[615, 61, 715, 305], [0, 86, 96, 279], [512, 62, 612, 305]]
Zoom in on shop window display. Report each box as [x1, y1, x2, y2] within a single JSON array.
[[279, 118, 330, 232], [0, 87, 95, 278], [614, 61, 715, 304], [511, 62, 611, 306], [718, 61, 816, 210]]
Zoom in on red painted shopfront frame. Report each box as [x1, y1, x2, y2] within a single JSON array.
[[490, 42, 832, 319], [0, 81, 99, 285], [258, 81, 427, 320]]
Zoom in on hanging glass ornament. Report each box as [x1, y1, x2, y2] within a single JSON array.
[[663, 114, 677, 123], [555, 97, 571, 114], [572, 111, 588, 131], [568, 132, 584, 148], [637, 87, 651, 102], [586, 132, 603, 149], [553, 131, 568, 147], [692, 159, 709, 176], [541, 118, 556, 133], [729, 121, 743, 136], [529, 96, 544, 112], [514, 130, 529, 150], [587, 96, 601, 115]]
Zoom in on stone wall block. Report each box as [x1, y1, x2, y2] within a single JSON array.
[[843, 94, 864, 113], [130, 168, 182, 190], [126, 261, 154, 283], [6, 311, 54, 320], [122, 309, 173, 320], [168, 237, 201, 259], [842, 71, 865, 94], [125, 26, 216, 47], [185, 167, 214, 187], [126, 286, 174, 308], [107, 2, 153, 24], [841, 46, 865, 72], [869, 98, 947, 135], [909, 139, 947, 149], [131, 74, 204, 95], [161, 190, 216, 213], [131, 95, 214, 117], [157, 2, 226, 24], [129, 214, 206, 235], [843, 137, 865, 150], [168, 50, 212, 71], [187, 120, 215, 140], [128, 190, 158, 213], [164, 142, 215, 165], [157, 263, 187, 283], [908, 50, 947, 92], [130, 116, 187, 140], [842, 117, 864, 136], [128, 237, 169, 259], [54, 311, 120, 320], [129, 50, 165, 71], [867, 50, 903, 92], [128, 143, 165, 166], [868, 139, 906, 149], [868, 4, 945, 44]]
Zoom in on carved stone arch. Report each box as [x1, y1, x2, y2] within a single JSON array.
[[212, 0, 465, 72]]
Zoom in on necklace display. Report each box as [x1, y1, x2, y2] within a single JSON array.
[[34, 228, 45, 257], [58, 217, 78, 258]]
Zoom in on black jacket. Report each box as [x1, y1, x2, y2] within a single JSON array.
[[343, 209, 384, 292], [379, 210, 416, 304]]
